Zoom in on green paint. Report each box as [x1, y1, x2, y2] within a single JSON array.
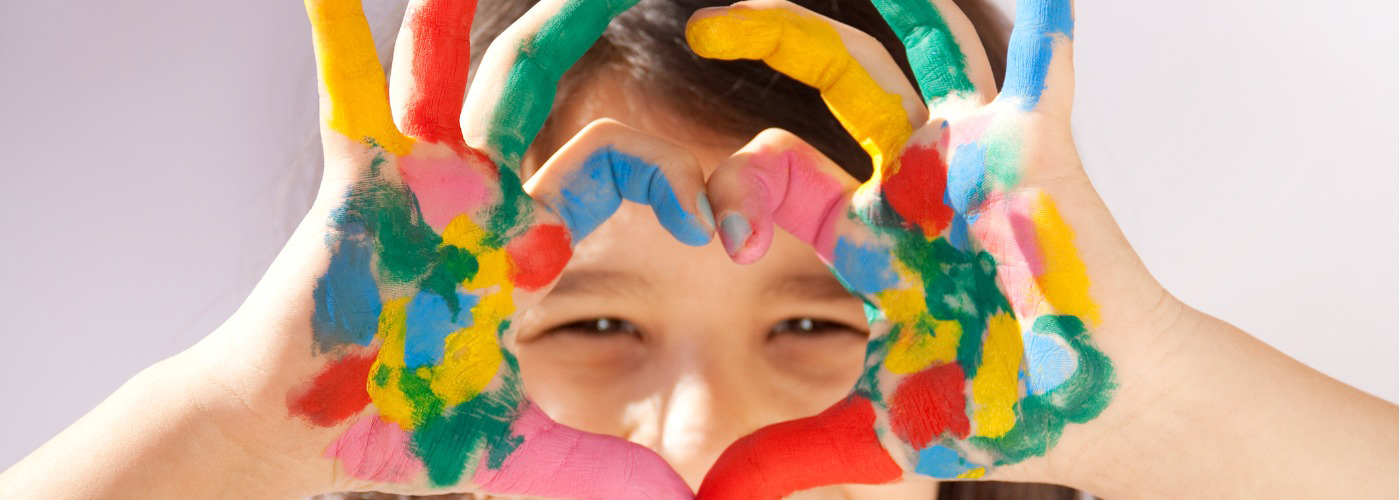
[[968, 314, 1115, 464], [486, 0, 641, 170], [412, 388, 523, 487], [871, 0, 976, 102], [372, 364, 391, 387], [858, 328, 898, 405], [482, 166, 531, 248], [982, 118, 1024, 189], [419, 245, 480, 320]]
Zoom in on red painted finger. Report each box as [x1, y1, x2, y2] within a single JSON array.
[[390, 0, 479, 151], [473, 403, 692, 499], [695, 396, 903, 500]]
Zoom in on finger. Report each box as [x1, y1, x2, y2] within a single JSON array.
[[686, 1, 926, 173], [473, 403, 692, 499], [305, 0, 411, 155], [696, 396, 902, 500], [870, 0, 999, 105], [999, 0, 1074, 114], [462, 0, 639, 173], [524, 119, 715, 246], [389, 0, 479, 151], [705, 129, 858, 264]]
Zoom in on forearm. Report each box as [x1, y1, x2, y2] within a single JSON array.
[[1065, 307, 1398, 499], [0, 356, 319, 500]]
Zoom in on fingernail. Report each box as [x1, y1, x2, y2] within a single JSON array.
[[719, 212, 751, 256], [696, 192, 716, 231]]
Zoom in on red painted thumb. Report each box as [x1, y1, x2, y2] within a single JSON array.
[[696, 396, 904, 500]]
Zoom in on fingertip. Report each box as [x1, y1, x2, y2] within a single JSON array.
[[685, 6, 780, 60]]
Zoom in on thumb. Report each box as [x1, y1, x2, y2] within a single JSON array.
[[696, 396, 903, 500], [473, 403, 692, 499]]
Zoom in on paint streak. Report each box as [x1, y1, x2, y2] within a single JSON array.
[[686, 7, 913, 171], [505, 223, 572, 290], [870, 0, 977, 102], [1029, 192, 1100, 326], [305, 0, 412, 154], [287, 349, 377, 427], [474, 404, 692, 499], [914, 444, 983, 479], [488, 0, 641, 169], [1001, 0, 1074, 109], [1024, 331, 1076, 394], [697, 396, 903, 500], [403, 289, 479, 368], [555, 147, 711, 245], [400, 0, 477, 151], [326, 414, 424, 483], [398, 151, 497, 231], [884, 318, 961, 374], [312, 222, 382, 351], [412, 383, 523, 486], [832, 237, 901, 295], [970, 312, 1023, 438], [884, 144, 955, 238], [890, 363, 970, 448]]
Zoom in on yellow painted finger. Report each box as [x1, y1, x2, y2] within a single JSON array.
[[687, 5, 918, 172], [306, 0, 411, 155]]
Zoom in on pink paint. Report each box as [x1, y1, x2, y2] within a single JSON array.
[[949, 112, 995, 147], [734, 147, 849, 263], [473, 403, 691, 499], [325, 414, 424, 484], [972, 193, 1045, 318], [398, 150, 496, 232]]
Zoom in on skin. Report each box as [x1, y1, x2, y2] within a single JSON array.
[[0, 1, 1395, 499]]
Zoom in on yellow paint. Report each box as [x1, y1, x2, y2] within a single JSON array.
[[957, 467, 986, 479], [971, 312, 1023, 438], [305, 0, 411, 155], [686, 7, 912, 171], [366, 298, 418, 428], [428, 213, 516, 405], [885, 319, 962, 374], [1028, 192, 1100, 327]]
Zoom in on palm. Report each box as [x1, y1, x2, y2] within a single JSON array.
[[688, 0, 1116, 497], [277, 0, 694, 497]]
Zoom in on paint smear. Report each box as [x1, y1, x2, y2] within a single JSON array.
[[1029, 192, 1100, 326], [312, 222, 383, 352], [884, 144, 955, 238], [505, 223, 572, 291], [832, 237, 902, 295], [890, 363, 970, 448], [403, 289, 479, 368], [326, 414, 424, 483], [970, 312, 1023, 438], [398, 151, 496, 232], [287, 348, 377, 427]]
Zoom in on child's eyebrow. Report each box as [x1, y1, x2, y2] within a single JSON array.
[[764, 273, 857, 302], [547, 268, 654, 297]]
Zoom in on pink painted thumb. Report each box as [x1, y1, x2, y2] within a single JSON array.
[[473, 403, 693, 499]]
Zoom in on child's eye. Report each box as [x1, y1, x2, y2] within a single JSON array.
[[769, 317, 863, 338], [548, 317, 641, 338]]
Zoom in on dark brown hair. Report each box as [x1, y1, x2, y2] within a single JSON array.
[[329, 1, 1081, 499]]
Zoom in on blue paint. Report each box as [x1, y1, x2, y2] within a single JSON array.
[[556, 147, 711, 246], [832, 237, 901, 294], [1024, 330, 1077, 394], [1001, 0, 1074, 109], [312, 222, 382, 351], [948, 213, 971, 253], [404, 289, 480, 368], [946, 142, 988, 214], [718, 212, 751, 256], [915, 445, 979, 478]]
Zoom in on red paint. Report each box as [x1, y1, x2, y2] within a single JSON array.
[[506, 224, 572, 290], [401, 0, 479, 152], [884, 145, 955, 238], [696, 396, 903, 500], [889, 363, 970, 449], [286, 349, 377, 427]]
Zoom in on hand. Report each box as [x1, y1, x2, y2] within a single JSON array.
[[689, 0, 1174, 497], [179, 0, 711, 497]]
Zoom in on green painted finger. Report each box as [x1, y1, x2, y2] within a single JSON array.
[[871, 0, 977, 103], [483, 0, 640, 172]]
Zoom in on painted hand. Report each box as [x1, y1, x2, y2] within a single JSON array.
[[286, 0, 708, 496], [689, 0, 1120, 497]]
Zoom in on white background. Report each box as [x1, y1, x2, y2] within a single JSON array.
[[1, 0, 1395, 472]]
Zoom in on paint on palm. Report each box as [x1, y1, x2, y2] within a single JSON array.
[[688, 0, 1114, 491], [285, 0, 699, 494]]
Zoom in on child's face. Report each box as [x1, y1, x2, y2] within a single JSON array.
[[509, 76, 918, 495]]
